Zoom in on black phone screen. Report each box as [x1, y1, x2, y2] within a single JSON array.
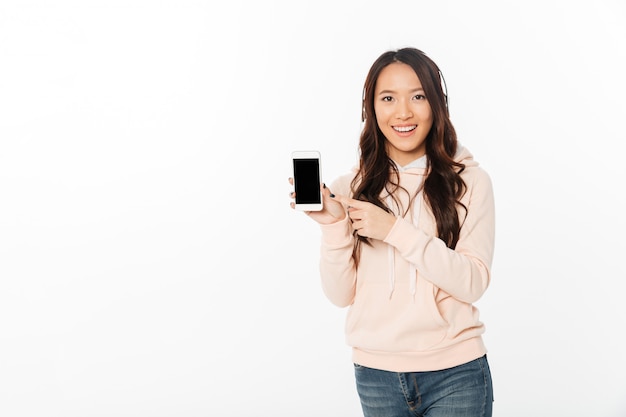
[[293, 158, 321, 204]]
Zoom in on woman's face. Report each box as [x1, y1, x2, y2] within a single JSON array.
[[374, 62, 433, 166]]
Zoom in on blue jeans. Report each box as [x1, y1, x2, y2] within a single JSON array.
[[354, 355, 493, 417]]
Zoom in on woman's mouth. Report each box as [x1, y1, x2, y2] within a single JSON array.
[[393, 125, 417, 133]]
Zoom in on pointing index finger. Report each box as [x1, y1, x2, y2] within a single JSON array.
[[331, 194, 366, 208]]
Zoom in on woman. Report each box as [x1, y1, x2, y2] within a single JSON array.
[[289, 47, 495, 417]]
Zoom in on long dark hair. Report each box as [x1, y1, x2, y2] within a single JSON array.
[[352, 47, 467, 264]]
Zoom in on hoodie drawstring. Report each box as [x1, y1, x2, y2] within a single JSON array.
[[386, 194, 421, 300]]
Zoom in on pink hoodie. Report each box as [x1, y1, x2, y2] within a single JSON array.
[[318, 146, 495, 372]]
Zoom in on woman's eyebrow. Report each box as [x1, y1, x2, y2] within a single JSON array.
[[377, 87, 425, 95]]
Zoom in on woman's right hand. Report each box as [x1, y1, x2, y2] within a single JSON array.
[[288, 178, 347, 225]]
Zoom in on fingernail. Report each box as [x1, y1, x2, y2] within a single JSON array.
[[323, 183, 326, 189], [330, 193, 335, 198]]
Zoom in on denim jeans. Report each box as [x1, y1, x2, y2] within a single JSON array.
[[354, 355, 493, 417]]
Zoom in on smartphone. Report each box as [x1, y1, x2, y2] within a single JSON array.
[[291, 150, 323, 211]]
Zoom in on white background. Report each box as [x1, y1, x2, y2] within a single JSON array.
[[1, 1, 625, 416]]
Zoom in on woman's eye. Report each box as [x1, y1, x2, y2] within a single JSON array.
[[381, 96, 393, 102], [413, 94, 426, 100]]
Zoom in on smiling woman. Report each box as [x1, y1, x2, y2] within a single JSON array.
[[289, 47, 496, 417]]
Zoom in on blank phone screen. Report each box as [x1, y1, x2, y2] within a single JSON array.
[[293, 158, 321, 204]]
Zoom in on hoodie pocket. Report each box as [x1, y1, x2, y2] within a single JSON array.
[[411, 277, 448, 349], [345, 278, 450, 352], [421, 279, 449, 328]]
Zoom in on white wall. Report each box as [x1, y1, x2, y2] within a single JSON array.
[[1, 1, 625, 416]]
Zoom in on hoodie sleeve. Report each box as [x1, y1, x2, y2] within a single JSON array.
[[319, 216, 357, 307], [383, 167, 495, 303], [317, 175, 357, 308]]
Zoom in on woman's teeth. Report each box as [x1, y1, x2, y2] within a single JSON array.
[[393, 125, 416, 132]]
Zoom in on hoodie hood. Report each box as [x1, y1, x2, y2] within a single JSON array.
[[455, 144, 479, 168], [349, 143, 479, 177], [398, 143, 478, 173]]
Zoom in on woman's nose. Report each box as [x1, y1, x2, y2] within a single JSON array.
[[396, 101, 413, 119]]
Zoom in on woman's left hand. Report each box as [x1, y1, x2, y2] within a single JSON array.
[[330, 194, 397, 240]]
